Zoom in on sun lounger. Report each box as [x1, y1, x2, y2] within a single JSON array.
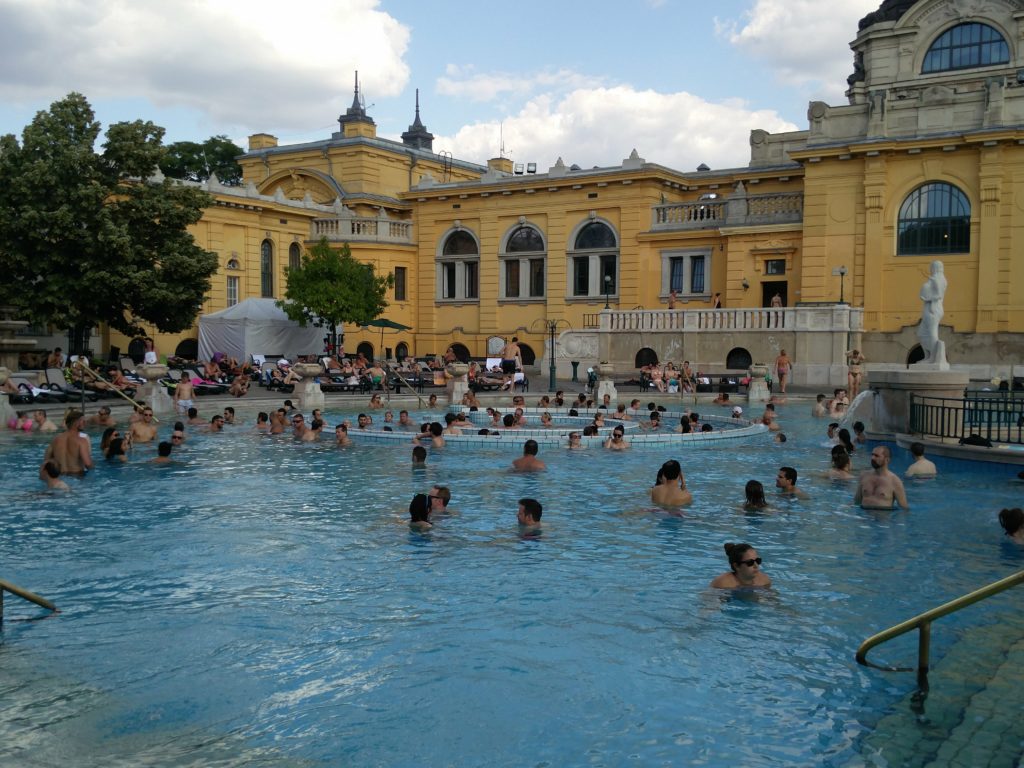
[[46, 368, 98, 402]]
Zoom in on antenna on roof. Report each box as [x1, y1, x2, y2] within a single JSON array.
[[499, 121, 507, 159]]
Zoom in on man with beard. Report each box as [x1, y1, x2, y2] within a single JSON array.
[[855, 446, 909, 510]]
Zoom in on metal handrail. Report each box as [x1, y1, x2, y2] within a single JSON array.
[[0, 578, 59, 621], [856, 570, 1024, 692]]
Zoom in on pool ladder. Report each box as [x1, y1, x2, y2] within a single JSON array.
[[0, 579, 59, 623], [856, 569, 1024, 699]]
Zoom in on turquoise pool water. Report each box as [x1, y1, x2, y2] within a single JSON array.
[[1, 403, 1022, 766]]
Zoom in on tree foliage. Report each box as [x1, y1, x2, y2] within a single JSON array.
[[278, 238, 394, 348], [0, 93, 218, 338], [160, 134, 244, 186]]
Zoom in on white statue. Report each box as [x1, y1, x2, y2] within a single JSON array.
[[917, 260, 948, 367]]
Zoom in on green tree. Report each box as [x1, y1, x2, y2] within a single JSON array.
[[0, 92, 218, 350], [160, 134, 244, 186], [278, 238, 394, 353]]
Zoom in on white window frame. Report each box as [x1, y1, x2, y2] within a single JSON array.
[[565, 218, 619, 302], [226, 275, 239, 307], [660, 248, 711, 299], [435, 227, 481, 304], [498, 223, 547, 302]]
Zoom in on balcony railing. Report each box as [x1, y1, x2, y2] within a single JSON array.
[[598, 305, 861, 333], [311, 215, 414, 244], [652, 191, 803, 231]]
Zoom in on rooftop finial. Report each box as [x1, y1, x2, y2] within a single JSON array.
[[402, 87, 433, 150]]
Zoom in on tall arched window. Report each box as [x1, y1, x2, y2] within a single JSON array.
[[288, 242, 301, 273], [260, 239, 274, 297], [567, 220, 618, 300], [500, 224, 546, 300], [922, 22, 1009, 73], [897, 183, 970, 255], [436, 229, 480, 302]]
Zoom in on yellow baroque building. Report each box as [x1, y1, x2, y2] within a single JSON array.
[[114, 0, 1024, 386]]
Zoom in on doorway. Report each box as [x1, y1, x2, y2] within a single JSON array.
[[762, 281, 788, 307]]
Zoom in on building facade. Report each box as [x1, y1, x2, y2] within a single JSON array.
[[108, 0, 1024, 385]]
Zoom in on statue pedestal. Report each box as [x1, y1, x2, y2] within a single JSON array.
[[137, 364, 172, 416], [911, 340, 950, 371], [747, 363, 770, 404], [0, 366, 15, 427], [293, 363, 325, 409], [446, 363, 468, 404], [868, 367, 968, 440], [595, 363, 617, 402]]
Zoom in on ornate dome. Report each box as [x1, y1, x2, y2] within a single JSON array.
[[858, 0, 918, 31]]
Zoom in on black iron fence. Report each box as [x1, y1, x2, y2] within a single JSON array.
[[910, 391, 1024, 445]]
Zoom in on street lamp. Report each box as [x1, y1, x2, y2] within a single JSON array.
[[603, 274, 612, 310], [531, 317, 572, 391], [839, 265, 848, 304]]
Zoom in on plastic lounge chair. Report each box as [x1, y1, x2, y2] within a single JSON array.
[[184, 369, 229, 396], [10, 375, 65, 404], [45, 368, 98, 402]]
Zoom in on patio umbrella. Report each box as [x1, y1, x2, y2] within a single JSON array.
[[360, 318, 413, 358]]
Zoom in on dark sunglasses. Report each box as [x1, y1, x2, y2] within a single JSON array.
[[738, 558, 763, 567]]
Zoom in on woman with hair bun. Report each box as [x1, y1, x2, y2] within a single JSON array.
[[710, 542, 772, 588]]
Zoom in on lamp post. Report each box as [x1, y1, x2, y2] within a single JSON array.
[[839, 265, 848, 304], [532, 318, 571, 392], [603, 274, 612, 310]]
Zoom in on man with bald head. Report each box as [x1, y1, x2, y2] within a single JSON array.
[[855, 445, 909, 510]]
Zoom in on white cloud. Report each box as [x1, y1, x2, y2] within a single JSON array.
[[716, 0, 879, 103], [437, 65, 607, 103], [431, 85, 799, 172], [0, 0, 410, 132]]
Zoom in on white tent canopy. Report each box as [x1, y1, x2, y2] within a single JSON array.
[[197, 298, 325, 362]]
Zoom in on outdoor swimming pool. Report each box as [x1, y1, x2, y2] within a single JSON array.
[[1, 403, 1022, 766]]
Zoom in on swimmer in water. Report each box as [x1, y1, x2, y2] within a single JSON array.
[[710, 542, 772, 589], [854, 446, 909, 510]]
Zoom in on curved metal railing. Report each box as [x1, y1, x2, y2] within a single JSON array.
[[856, 570, 1024, 692]]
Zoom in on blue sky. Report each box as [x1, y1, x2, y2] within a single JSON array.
[[0, 0, 879, 171]]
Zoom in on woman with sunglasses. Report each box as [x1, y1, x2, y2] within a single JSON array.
[[710, 542, 772, 588]]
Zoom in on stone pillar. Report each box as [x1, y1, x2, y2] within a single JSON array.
[[136, 364, 172, 416], [867, 367, 969, 440], [595, 362, 617, 403], [747, 363, 770, 403], [447, 363, 469, 404], [293, 363, 325, 410]]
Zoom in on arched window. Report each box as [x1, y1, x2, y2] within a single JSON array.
[[500, 224, 546, 300], [437, 229, 480, 302], [635, 348, 659, 367], [288, 242, 301, 273], [395, 342, 409, 362], [726, 348, 753, 370], [923, 23, 1009, 73], [567, 220, 619, 301], [897, 183, 970, 255], [260, 239, 274, 297]]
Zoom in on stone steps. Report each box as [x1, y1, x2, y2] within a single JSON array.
[[857, 620, 1024, 767]]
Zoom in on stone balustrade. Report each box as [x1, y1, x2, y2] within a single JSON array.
[[651, 190, 803, 231], [312, 215, 414, 244], [599, 305, 862, 333]]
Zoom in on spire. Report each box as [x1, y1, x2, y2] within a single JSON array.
[[402, 88, 434, 151], [337, 70, 375, 132]]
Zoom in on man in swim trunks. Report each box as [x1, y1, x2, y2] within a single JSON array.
[[499, 336, 521, 387], [42, 409, 92, 476], [651, 460, 692, 506], [428, 485, 452, 516], [905, 442, 938, 478], [173, 370, 194, 415], [516, 497, 543, 530], [855, 446, 909, 510], [774, 349, 792, 395], [87, 406, 117, 428]]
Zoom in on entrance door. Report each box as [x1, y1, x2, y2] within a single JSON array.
[[762, 281, 787, 307]]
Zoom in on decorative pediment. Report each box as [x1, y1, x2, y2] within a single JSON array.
[[258, 168, 343, 204]]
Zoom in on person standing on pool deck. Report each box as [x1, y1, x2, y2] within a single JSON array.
[[855, 446, 909, 510], [173, 370, 194, 415], [710, 542, 772, 589], [500, 336, 521, 387], [774, 349, 792, 395], [512, 439, 546, 472]]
